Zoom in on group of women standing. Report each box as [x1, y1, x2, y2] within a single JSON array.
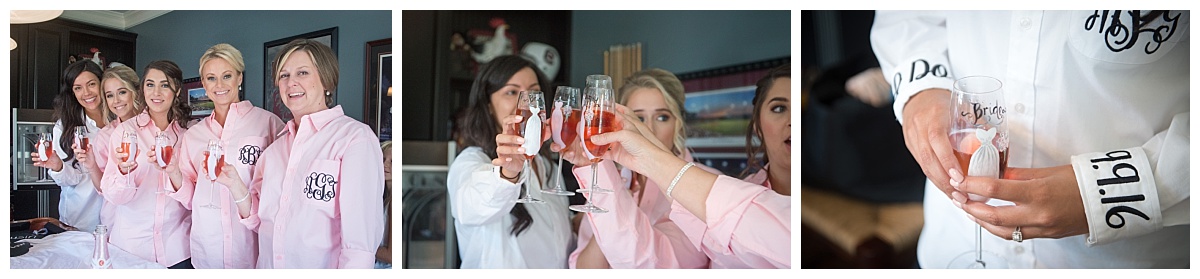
[[447, 55, 791, 269], [34, 39, 386, 269]]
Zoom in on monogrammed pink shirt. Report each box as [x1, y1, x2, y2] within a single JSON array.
[[568, 154, 713, 269], [168, 100, 284, 268], [668, 165, 791, 268], [100, 111, 190, 267], [241, 106, 385, 269]]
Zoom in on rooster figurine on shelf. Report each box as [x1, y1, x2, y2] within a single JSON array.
[[471, 17, 514, 64], [78, 47, 106, 67]]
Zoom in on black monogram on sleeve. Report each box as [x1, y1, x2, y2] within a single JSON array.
[[239, 145, 262, 165], [303, 172, 338, 202], [1084, 10, 1182, 54]]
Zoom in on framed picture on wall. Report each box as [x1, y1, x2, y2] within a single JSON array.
[[364, 38, 392, 141], [182, 77, 212, 119], [263, 27, 339, 123]]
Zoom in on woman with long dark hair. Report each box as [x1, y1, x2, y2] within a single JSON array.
[[100, 60, 194, 268], [31, 60, 107, 232], [447, 55, 573, 268]]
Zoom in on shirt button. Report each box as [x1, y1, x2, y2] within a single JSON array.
[[1014, 103, 1026, 114], [1019, 17, 1032, 30], [276, 255, 283, 260], [1014, 245, 1025, 254]]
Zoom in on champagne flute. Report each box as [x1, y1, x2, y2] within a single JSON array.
[[512, 90, 547, 204], [578, 75, 615, 194], [543, 86, 580, 196], [946, 76, 1010, 269], [121, 131, 139, 163], [154, 132, 173, 194], [36, 132, 54, 163], [570, 81, 619, 214], [200, 140, 225, 209], [75, 127, 89, 174]]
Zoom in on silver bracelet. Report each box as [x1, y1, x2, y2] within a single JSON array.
[[233, 192, 250, 204], [666, 162, 695, 199]]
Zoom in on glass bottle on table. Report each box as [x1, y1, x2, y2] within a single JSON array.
[[544, 86, 581, 196], [946, 75, 1010, 269], [91, 224, 111, 269], [512, 90, 548, 204]]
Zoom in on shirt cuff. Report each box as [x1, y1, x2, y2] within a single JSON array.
[[1071, 148, 1163, 246], [703, 175, 769, 252], [887, 52, 954, 123]]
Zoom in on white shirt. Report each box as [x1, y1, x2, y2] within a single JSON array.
[[46, 115, 105, 232], [872, 10, 1189, 268], [446, 147, 573, 268]]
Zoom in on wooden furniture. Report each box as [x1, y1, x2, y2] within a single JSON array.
[[401, 10, 571, 141], [10, 18, 138, 110], [800, 186, 924, 268]]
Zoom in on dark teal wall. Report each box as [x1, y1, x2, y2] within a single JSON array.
[[127, 10, 391, 122], [569, 10, 790, 85]]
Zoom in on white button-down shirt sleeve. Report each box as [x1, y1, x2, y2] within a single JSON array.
[[871, 10, 956, 122], [873, 10, 1190, 268]]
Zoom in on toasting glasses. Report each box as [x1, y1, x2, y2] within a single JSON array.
[[512, 91, 547, 204], [569, 75, 619, 214], [200, 140, 225, 209], [946, 76, 1010, 269], [543, 86, 581, 196]]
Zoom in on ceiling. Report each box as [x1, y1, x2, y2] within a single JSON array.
[[58, 10, 172, 30]]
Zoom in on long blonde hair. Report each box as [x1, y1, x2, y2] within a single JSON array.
[[617, 68, 687, 157], [99, 65, 146, 124]]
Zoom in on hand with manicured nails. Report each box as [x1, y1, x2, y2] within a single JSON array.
[[114, 146, 137, 175], [899, 89, 971, 205], [492, 114, 550, 180], [31, 146, 65, 172], [955, 165, 1088, 240]]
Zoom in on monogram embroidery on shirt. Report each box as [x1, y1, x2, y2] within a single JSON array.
[[303, 172, 337, 202], [1084, 10, 1182, 54], [239, 145, 262, 165]]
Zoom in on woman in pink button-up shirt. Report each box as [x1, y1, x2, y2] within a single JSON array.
[[73, 65, 146, 228], [101, 60, 194, 268], [563, 69, 710, 269], [155, 44, 285, 269], [224, 39, 385, 268], [586, 65, 792, 268]]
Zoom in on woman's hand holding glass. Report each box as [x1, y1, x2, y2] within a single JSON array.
[[493, 114, 540, 180]]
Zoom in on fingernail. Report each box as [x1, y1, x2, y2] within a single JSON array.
[[952, 200, 963, 209], [951, 191, 967, 204], [517, 147, 525, 153], [949, 168, 964, 185]]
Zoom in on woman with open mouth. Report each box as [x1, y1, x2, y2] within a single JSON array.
[[223, 39, 385, 268], [69, 65, 147, 230], [578, 64, 792, 268], [31, 60, 108, 234], [156, 43, 286, 269], [100, 60, 194, 269]]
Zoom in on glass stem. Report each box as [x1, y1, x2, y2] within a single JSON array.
[[976, 224, 985, 266], [523, 159, 532, 199], [554, 156, 565, 191]]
